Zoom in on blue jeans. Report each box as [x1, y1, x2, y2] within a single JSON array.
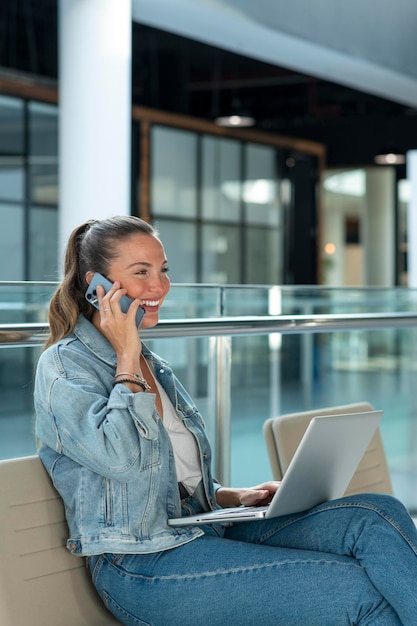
[[87, 494, 417, 625]]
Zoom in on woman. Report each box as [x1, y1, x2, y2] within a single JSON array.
[[35, 215, 417, 625]]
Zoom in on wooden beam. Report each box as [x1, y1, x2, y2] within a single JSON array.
[[0, 75, 58, 104], [132, 105, 325, 158]]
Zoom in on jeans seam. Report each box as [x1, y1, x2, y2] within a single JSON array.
[[108, 558, 363, 582], [90, 554, 106, 585], [257, 500, 417, 555], [102, 589, 151, 625]]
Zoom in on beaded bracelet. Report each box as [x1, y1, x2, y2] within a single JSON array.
[[114, 371, 151, 391], [113, 378, 147, 392]]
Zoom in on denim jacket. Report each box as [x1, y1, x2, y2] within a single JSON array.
[[34, 315, 222, 556]]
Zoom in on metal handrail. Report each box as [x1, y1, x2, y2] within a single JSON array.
[[2, 312, 417, 347], [4, 311, 417, 483]]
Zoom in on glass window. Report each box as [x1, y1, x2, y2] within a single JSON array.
[[29, 158, 58, 205], [201, 224, 241, 284], [151, 126, 197, 217], [28, 101, 58, 205], [28, 206, 58, 280], [0, 204, 24, 280], [0, 158, 24, 202], [0, 95, 24, 155], [154, 219, 197, 283], [201, 136, 241, 222], [0, 96, 25, 202], [147, 125, 288, 284], [244, 144, 279, 226], [245, 226, 282, 284]]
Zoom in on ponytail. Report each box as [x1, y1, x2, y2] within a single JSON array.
[[46, 221, 95, 348]]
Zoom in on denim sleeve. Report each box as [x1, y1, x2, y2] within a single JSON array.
[[35, 350, 162, 481], [213, 480, 223, 492]]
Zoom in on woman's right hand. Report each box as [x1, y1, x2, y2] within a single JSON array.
[[96, 282, 142, 365]]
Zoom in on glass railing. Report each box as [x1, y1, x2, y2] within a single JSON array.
[[2, 282, 417, 513]]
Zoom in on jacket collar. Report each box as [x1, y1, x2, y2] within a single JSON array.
[[73, 315, 117, 367], [72, 315, 170, 370]]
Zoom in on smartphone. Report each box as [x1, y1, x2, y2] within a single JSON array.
[[85, 273, 145, 328]]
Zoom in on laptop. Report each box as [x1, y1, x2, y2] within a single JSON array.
[[168, 410, 383, 527]]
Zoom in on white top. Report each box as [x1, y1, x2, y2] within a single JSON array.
[[153, 376, 202, 495]]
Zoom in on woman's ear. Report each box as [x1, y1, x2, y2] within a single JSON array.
[[85, 271, 94, 286]]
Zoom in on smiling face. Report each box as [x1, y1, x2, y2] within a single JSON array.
[[106, 233, 170, 328]]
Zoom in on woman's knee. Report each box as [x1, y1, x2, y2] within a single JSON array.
[[339, 492, 413, 525], [342, 492, 404, 510]]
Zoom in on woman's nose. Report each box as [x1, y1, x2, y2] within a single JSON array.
[[148, 273, 167, 292]]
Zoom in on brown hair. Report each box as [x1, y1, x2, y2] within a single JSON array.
[[45, 216, 157, 348]]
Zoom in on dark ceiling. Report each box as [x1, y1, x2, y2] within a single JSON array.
[[2, 0, 417, 169], [133, 24, 417, 170]]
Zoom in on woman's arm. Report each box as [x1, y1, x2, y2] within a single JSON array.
[[35, 347, 158, 482]]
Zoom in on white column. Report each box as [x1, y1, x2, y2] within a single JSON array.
[[363, 168, 395, 286], [58, 0, 132, 262], [407, 150, 417, 287]]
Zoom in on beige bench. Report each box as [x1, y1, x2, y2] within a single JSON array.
[[0, 455, 121, 625]]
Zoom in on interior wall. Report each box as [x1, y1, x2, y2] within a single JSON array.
[[321, 167, 396, 287]]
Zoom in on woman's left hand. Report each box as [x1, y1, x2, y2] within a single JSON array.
[[216, 481, 281, 508]]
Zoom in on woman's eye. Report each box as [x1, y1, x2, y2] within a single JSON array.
[[162, 267, 169, 273]]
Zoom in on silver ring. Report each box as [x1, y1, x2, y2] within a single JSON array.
[[103, 308, 112, 312]]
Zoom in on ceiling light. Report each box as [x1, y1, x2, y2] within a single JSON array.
[[214, 114, 255, 127], [374, 152, 405, 165]]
